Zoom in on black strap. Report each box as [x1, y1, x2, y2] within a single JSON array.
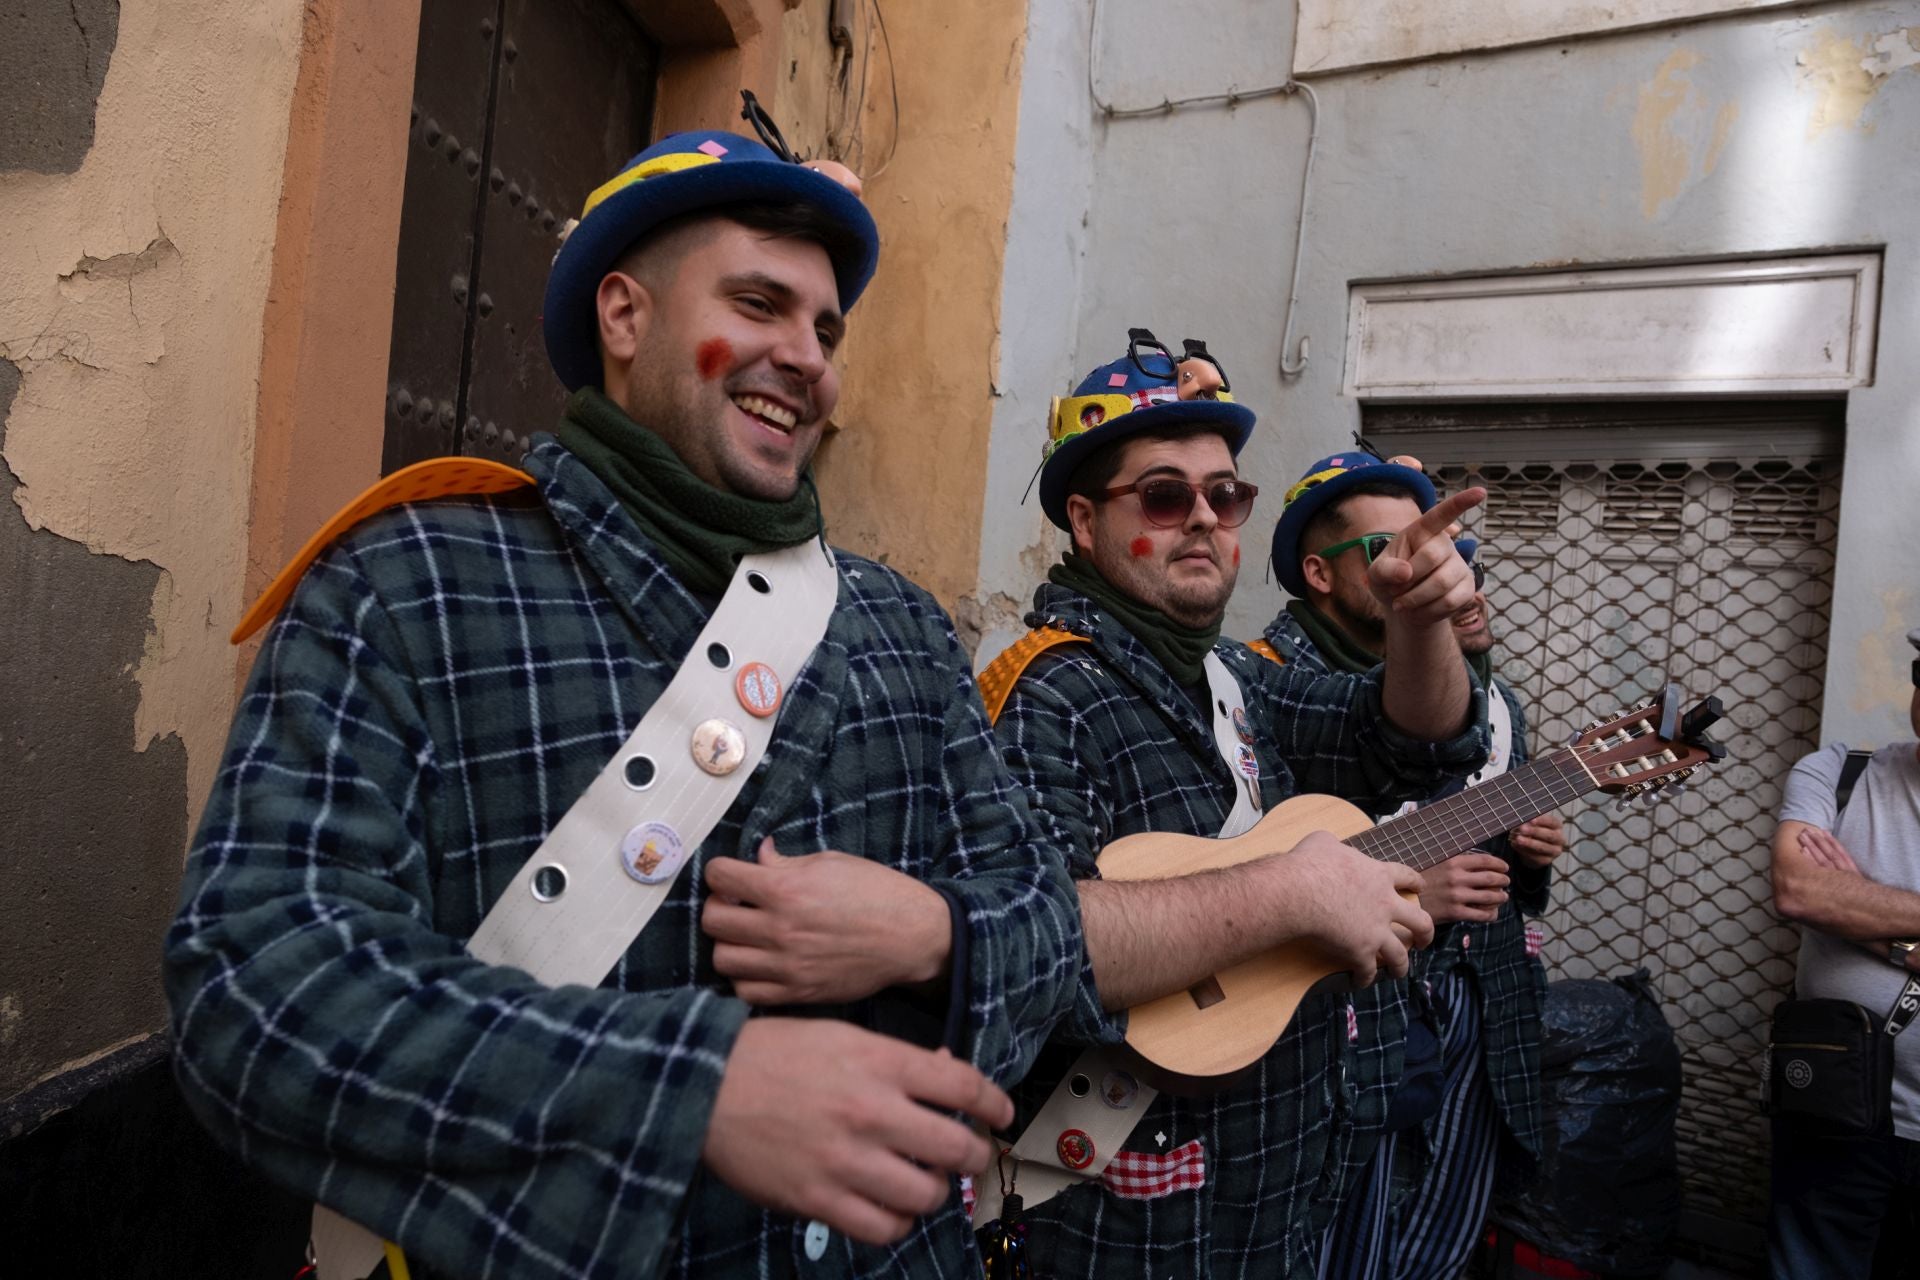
[[1886, 976, 1920, 1039], [1835, 748, 1874, 816]]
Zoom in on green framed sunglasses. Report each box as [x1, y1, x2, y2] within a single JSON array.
[[1316, 532, 1487, 589]]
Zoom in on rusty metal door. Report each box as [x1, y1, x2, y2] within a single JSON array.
[[1368, 400, 1845, 1258], [382, 0, 656, 473]]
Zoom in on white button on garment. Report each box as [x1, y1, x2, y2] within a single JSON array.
[[803, 1219, 830, 1261]]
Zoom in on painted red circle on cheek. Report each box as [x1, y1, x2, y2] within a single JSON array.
[[1129, 537, 1153, 558], [1233, 545, 1241, 567], [695, 337, 733, 381]]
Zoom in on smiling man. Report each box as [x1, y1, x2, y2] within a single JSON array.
[[164, 130, 1082, 1280], [978, 333, 1489, 1278]]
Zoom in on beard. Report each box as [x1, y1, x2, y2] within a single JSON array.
[[622, 344, 818, 501]]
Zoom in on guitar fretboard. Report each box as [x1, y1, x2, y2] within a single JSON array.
[[1348, 748, 1598, 872]]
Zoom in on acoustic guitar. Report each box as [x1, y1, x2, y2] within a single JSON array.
[[1096, 684, 1727, 1088]]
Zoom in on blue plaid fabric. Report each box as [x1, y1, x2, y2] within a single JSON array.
[[989, 583, 1488, 1280], [163, 438, 1083, 1279], [1263, 611, 1550, 1183]]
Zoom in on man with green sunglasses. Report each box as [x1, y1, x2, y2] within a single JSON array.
[[1255, 451, 1566, 1280]]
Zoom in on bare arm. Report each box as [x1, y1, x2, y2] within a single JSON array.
[[1771, 819, 1920, 941], [1079, 832, 1432, 1010], [1370, 488, 1486, 740]]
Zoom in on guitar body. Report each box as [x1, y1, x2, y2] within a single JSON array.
[[1095, 793, 1386, 1088]]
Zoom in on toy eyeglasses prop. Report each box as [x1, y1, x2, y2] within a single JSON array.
[[740, 90, 865, 198], [739, 90, 798, 162], [1128, 327, 1232, 400]]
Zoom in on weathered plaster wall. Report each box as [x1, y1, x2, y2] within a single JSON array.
[[1293, 0, 1808, 75], [988, 0, 1920, 748], [0, 0, 120, 172], [810, 1, 1030, 612], [0, 0, 308, 1101]]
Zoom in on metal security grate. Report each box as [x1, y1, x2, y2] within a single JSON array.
[[1369, 404, 1844, 1244]]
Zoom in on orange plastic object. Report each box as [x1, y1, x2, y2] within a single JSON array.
[[975, 627, 1089, 724], [1245, 638, 1284, 666], [230, 457, 535, 644]]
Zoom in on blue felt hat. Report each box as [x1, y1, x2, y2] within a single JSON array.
[[1269, 453, 1437, 597], [543, 130, 881, 391], [1036, 339, 1257, 530]]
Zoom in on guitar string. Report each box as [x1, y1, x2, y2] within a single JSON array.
[[1349, 747, 1601, 870]]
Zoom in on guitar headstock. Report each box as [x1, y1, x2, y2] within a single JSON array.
[[1568, 683, 1728, 805]]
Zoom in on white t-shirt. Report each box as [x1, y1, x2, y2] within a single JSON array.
[[1777, 741, 1920, 1139]]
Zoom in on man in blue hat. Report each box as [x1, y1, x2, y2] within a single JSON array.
[[1255, 454, 1566, 1280], [164, 124, 1084, 1279], [976, 330, 1490, 1278]]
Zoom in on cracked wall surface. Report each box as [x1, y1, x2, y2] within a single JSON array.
[[0, 0, 308, 1103], [0, 0, 121, 172]]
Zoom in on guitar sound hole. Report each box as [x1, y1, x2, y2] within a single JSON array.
[[1188, 975, 1226, 1010]]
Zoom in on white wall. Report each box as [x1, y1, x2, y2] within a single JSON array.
[[986, 0, 1920, 748]]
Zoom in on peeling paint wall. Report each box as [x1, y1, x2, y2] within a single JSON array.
[[988, 1, 1920, 744], [0, 0, 308, 1103], [810, 1, 1030, 614], [0, 0, 120, 172]]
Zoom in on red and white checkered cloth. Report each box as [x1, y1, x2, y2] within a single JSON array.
[[1101, 1139, 1206, 1200], [1525, 922, 1545, 959]]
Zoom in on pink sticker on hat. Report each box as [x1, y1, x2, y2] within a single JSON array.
[[1330, 456, 1344, 465], [1107, 372, 1128, 388], [697, 139, 729, 157]]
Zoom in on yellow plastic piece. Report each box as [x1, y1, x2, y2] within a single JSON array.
[[383, 1242, 413, 1280], [1246, 638, 1285, 667], [230, 457, 534, 645], [976, 627, 1088, 724], [581, 151, 720, 218]]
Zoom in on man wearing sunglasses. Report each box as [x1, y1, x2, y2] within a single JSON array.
[[1257, 453, 1566, 1280], [164, 124, 1086, 1280], [976, 332, 1491, 1278]]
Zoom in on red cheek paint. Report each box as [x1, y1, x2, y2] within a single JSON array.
[[1129, 537, 1153, 558], [695, 337, 733, 381], [1233, 545, 1241, 567]]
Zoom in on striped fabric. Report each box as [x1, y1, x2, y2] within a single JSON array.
[[163, 438, 1084, 1280], [990, 583, 1489, 1280]]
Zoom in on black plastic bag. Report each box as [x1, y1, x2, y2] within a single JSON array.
[[1491, 969, 1682, 1277]]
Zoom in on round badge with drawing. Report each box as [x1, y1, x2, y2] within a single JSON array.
[[1056, 1128, 1096, 1170], [620, 821, 688, 886], [1231, 706, 1254, 745], [1784, 1058, 1814, 1090], [1234, 743, 1261, 781]]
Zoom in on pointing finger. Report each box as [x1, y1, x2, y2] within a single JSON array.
[[1399, 487, 1486, 553]]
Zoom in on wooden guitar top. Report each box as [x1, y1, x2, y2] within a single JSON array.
[[1095, 793, 1383, 1084]]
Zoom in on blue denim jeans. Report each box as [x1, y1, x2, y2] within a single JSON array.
[[1768, 1114, 1920, 1280]]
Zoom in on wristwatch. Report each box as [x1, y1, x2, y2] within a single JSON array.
[[1890, 939, 1919, 969]]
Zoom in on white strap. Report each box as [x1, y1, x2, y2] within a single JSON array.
[[1469, 681, 1514, 786], [971, 1047, 1159, 1221], [973, 656, 1259, 1224], [1203, 651, 1263, 839], [314, 542, 839, 1280]]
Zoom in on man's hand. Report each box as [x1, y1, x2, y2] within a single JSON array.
[[1276, 832, 1435, 986], [1367, 488, 1487, 625], [1418, 851, 1510, 925], [703, 838, 951, 1005], [1510, 813, 1568, 869], [1799, 826, 1864, 875], [703, 1019, 1009, 1245]]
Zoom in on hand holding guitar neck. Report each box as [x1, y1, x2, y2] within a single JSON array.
[[1283, 835, 1433, 985]]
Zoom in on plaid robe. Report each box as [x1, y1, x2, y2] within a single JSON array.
[[163, 439, 1082, 1280], [989, 583, 1488, 1280], [1262, 611, 1549, 1183]]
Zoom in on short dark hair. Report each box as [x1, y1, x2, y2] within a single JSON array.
[[1065, 422, 1239, 505], [614, 199, 866, 289], [1298, 480, 1422, 562]]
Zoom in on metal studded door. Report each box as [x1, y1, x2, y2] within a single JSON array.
[[382, 0, 656, 473], [1367, 401, 1845, 1249]]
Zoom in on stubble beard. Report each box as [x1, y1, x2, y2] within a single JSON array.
[[624, 347, 813, 501]]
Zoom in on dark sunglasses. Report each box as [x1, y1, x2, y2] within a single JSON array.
[[739, 90, 798, 164], [1097, 477, 1259, 529]]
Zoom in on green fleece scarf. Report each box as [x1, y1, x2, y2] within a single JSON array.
[[1049, 551, 1218, 687], [1284, 598, 1493, 686], [555, 388, 822, 596]]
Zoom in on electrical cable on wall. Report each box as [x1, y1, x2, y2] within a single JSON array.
[[1086, 0, 1318, 382], [826, 0, 900, 182]]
